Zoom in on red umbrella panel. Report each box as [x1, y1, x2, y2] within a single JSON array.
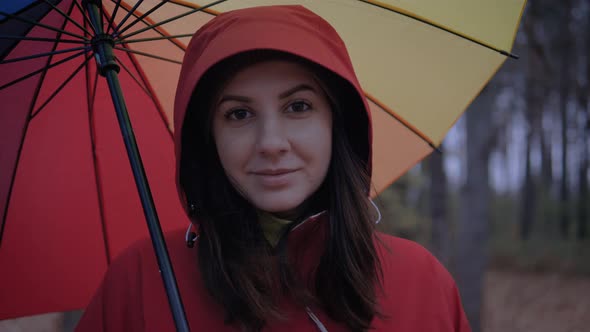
[[0, 0, 188, 319]]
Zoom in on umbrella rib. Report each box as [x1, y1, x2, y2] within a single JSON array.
[[112, 0, 144, 35], [123, 44, 175, 138], [114, 56, 152, 97], [42, 0, 94, 36], [116, 33, 193, 44], [0, 35, 90, 44], [1, 0, 78, 243], [0, 10, 89, 41], [0, 46, 91, 64], [83, 3, 100, 110], [30, 55, 93, 120], [91, 65, 99, 111], [84, 53, 94, 118], [105, 0, 123, 34], [99, 1, 106, 32], [356, 0, 519, 59], [84, 58, 111, 265], [119, 0, 227, 40], [73, 0, 98, 35], [167, 0, 220, 15], [114, 0, 166, 37], [364, 93, 441, 153], [112, 1, 187, 52], [113, 46, 182, 64], [0, 50, 87, 91]]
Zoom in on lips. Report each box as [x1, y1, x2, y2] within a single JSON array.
[[251, 168, 299, 187], [252, 168, 297, 176]]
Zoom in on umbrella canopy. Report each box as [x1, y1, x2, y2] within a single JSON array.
[[0, 0, 190, 319], [0, 0, 526, 323]]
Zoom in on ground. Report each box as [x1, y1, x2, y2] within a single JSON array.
[[483, 269, 590, 332]]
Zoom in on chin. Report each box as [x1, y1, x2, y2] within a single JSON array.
[[257, 203, 299, 214], [253, 197, 305, 215]]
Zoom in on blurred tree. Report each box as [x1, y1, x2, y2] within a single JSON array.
[[578, 144, 588, 240], [576, 1, 590, 240], [428, 145, 450, 266], [527, 0, 555, 208], [521, 129, 536, 240], [376, 170, 429, 240], [519, 1, 553, 240], [455, 85, 495, 332], [540, 124, 553, 191], [559, 0, 574, 238], [521, 3, 542, 240]]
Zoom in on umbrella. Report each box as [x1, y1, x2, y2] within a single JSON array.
[[0, 0, 527, 330], [0, 0, 192, 323]]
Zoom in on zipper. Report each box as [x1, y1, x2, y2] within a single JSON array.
[[306, 306, 329, 332]]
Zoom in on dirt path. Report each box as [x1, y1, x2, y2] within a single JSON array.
[[483, 270, 590, 332]]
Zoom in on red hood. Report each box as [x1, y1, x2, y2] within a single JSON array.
[[173, 5, 372, 211]]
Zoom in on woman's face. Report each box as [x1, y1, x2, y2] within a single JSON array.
[[212, 60, 333, 217]]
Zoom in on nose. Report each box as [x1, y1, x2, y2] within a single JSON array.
[[255, 115, 290, 158]]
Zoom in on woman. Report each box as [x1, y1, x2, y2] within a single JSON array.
[[76, 5, 470, 332]]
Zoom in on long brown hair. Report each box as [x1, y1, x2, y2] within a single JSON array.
[[180, 50, 382, 331]]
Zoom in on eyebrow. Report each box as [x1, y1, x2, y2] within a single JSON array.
[[278, 84, 317, 99], [217, 84, 317, 106], [217, 94, 251, 105]]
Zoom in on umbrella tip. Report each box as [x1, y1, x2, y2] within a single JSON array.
[[500, 49, 519, 60], [429, 142, 443, 154]]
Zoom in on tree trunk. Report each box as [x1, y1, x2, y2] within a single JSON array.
[[520, 24, 540, 240], [521, 129, 535, 239], [540, 128, 553, 192], [578, 150, 588, 240], [429, 145, 450, 267], [559, 1, 573, 238], [455, 86, 494, 332], [559, 102, 570, 237], [579, 4, 590, 240]]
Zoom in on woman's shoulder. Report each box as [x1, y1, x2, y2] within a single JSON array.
[[76, 229, 201, 331], [373, 233, 471, 331], [376, 233, 440, 268], [99, 229, 190, 277], [375, 232, 457, 286], [112, 228, 194, 263], [104, 229, 201, 300]]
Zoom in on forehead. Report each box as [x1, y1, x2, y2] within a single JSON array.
[[221, 60, 318, 92]]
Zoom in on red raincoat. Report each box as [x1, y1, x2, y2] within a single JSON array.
[[76, 5, 470, 332]]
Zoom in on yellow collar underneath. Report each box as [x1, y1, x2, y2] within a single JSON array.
[[257, 211, 294, 247]]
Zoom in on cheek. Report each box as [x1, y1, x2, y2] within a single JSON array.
[[316, 128, 332, 173], [213, 127, 249, 175], [315, 114, 333, 174], [291, 114, 332, 168]]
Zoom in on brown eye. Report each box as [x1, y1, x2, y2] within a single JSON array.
[[287, 100, 311, 113], [225, 108, 252, 120]]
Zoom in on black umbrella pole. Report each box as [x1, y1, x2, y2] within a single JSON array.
[[84, 1, 190, 331], [104, 70, 191, 332]]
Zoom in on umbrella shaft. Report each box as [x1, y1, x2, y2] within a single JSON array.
[[84, 0, 119, 76], [84, 1, 190, 332], [103, 71, 191, 332]]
